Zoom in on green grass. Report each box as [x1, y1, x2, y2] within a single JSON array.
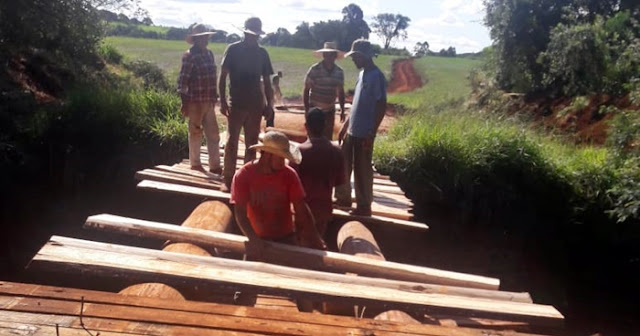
[[388, 56, 481, 110], [375, 53, 623, 233], [104, 36, 398, 98]]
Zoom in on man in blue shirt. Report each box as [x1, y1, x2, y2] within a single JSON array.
[[335, 39, 387, 216]]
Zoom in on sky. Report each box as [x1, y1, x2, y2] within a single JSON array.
[[137, 0, 491, 53]]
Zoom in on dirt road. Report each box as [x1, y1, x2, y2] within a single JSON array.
[[260, 58, 423, 139]]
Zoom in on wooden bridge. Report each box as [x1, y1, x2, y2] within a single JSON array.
[[2, 135, 565, 335]]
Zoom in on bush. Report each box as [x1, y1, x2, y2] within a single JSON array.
[[124, 60, 171, 91], [98, 43, 124, 64]]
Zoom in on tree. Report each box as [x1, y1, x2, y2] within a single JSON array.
[[226, 34, 241, 43], [310, 20, 345, 49], [484, 0, 640, 93], [371, 13, 411, 49], [262, 28, 292, 47], [211, 30, 228, 43], [341, 3, 370, 50], [413, 41, 430, 57], [290, 22, 315, 49]]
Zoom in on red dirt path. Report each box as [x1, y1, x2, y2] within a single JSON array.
[[255, 58, 423, 139], [388, 59, 423, 94]]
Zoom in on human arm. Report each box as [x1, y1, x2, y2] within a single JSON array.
[[338, 85, 346, 122], [363, 97, 387, 150], [303, 82, 311, 113], [177, 52, 193, 116], [338, 115, 349, 145], [218, 67, 229, 117], [262, 73, 274, 120], [293, 199, 327, 250], [234, 203, 266, 258], [234, 203, 260, 241]]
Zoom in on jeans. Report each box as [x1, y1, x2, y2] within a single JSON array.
[[335, 134, 373, 211]]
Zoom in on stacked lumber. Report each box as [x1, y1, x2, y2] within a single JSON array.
[[0, 281, 543, 336], [27, 235, 564, 331], [133, 134, 428, 231]]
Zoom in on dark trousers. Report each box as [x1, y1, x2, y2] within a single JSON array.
[[335, 134, 373, 210]]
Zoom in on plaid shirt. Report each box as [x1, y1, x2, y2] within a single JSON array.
[[177, 46, 217, 103]]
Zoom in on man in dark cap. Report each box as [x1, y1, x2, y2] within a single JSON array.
[[335, 39, 387, 216], [219, 17, 275, 192]]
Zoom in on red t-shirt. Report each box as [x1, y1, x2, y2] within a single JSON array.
[[291, 138, 346, 216], [230, 162, 306, 239]]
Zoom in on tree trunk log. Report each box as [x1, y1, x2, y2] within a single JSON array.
[[119, 201, 232, 300]]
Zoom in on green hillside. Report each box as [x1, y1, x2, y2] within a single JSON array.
[[104, 36, 399, 99]]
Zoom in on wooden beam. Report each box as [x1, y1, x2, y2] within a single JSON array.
[[84, 214, 509, 294], [0, 282, 546, 336], [136, 180, 429, 231], [28, 236, 563, 328]]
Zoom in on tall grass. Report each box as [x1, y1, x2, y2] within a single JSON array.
[[376, 55, 622, 232]]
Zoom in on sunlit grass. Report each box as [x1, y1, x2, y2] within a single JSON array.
[[104, 36, 398, 99]]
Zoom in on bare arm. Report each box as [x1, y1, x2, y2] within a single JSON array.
[[234, 203, 259, 241], [262, 74, 275, 120], [218, 67, 229, 116], [338, 85, 346, 122], [373, 97, 387, 135], [303, 83, 311, 113], [293, 199, 326, 250]]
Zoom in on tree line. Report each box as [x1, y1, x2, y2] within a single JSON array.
[[101, 3, 458, 57]]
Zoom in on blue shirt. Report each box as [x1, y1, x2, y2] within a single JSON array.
[[348, 66, 387, 138]]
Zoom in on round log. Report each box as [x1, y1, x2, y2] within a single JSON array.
[[119, 201, 233, 300], [337, 221, 385, 260], [374, 310, 421, 324]]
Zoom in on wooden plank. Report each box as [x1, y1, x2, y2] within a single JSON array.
[[0, 310, 263, 336], [136, 169, 222, 189], [0, 282, 546, 336], [137, 180, 429, 231], [28, 237, 563, 328], [84, 215, 509, 294]]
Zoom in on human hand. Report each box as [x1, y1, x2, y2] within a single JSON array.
[[220, 99, 229, 117]]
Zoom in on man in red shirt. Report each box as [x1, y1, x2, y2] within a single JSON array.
[[177, 23, 221, 174], [231, 131, 326, 251], [290, 108, 346, 237]]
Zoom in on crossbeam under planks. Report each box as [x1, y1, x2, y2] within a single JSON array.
[[27, 236, 564, 329]]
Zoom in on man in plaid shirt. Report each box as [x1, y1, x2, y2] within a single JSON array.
[[178, 23, 221, 174]]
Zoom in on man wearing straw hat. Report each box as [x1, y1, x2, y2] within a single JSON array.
[[231, 131, 327, 251], [177, 23, 221, 174], [303, 41, 346, 140], [219, 17, 275, 192], [335, 39, 387, 216]]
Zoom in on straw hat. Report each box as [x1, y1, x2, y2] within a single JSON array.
[[344, 39, 376, 58], [315, 42, 340, 53], [243, 17, 265, 36], [249, 131, 302, 164], [185, 23, 216, 44]]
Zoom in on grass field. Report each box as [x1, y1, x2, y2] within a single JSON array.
[[388, 56, 481, 110], [104, 36, 398, 99]]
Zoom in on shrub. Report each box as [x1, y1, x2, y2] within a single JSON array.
[[98, 43, 124, 64], [124, 60, 171, 91]]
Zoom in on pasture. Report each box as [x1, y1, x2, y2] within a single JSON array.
[[104, 36, 399, 99]]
